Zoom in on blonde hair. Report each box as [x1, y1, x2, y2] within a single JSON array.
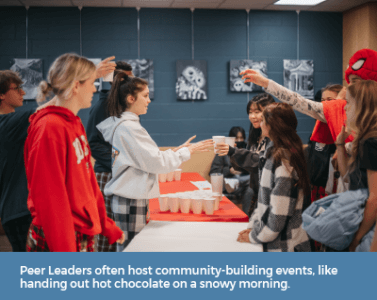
[[347, 80, 377, 169], [37, 53, 96, 103]]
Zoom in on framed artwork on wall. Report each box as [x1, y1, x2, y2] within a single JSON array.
[[176, 60, 207, 100], [124, 59, 154, 99], [10, 58, 43, 100], [230, 60, 267, 92], [283, 59, 314, 99]]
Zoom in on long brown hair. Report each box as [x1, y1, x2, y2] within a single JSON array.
[[263, 103, 310, 196], [107, 72, 148, 118], [347, 80, 377, 170]]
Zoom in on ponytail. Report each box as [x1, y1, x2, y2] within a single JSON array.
[[107, 72, 148, 118], [36, 80, 53, 103]]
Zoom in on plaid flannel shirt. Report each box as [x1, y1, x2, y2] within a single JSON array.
[[248, 142, 312, 252]]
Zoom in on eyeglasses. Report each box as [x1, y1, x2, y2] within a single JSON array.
[[9, 86, 23, 93]]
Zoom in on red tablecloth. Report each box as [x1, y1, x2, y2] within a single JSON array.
[[150, 172, 249, 223]]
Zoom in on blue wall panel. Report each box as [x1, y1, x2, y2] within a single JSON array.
[[0, 7, 343, 146]]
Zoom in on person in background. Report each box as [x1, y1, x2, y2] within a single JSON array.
[[236, 103, 312, 252], [0, 70, 61, 251], [209, 126, 253, 214], [97, 72, 213, 251], [24, 53, 125, 252], [335, 80, 377, 252], [307, 84, 343, 202], [0, 71, 32, 252], [216, 93, 275, 217], [86, 61, 133, 252]]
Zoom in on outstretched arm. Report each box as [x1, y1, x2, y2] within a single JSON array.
[[241, 69, 326, 123]]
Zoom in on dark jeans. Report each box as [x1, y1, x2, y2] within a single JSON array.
[[2, 214, 32, 252]]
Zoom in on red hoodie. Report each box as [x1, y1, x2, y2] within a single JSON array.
[[24, 106, 122, 252]]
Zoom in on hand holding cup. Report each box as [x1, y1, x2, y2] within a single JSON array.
[[215, 142, 230, 156], [96, 56, 116, 79]]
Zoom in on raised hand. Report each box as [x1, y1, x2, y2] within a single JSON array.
[[240, 69, 269, 89], [96, 56, 116, 79], [173, 135, 197, 152], [335, 125, 350, 145], [336, 86, 347, 100]]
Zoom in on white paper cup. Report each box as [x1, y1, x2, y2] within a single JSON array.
[[167, 194, 180, 213], [225, 137, 236, 147], [174, 169, 182, 181], [167, 171, 175, 182], [179, 197, 191, 214], [203, 197, 216, 215], [212, 136, 226, 154], [191, 197, 203, 214], [158, 195, 169, 212], [158, 173, 167, 183], [211, 173, 223, 195], [103, 71, 114, 82], [212, 192, 221, 210]]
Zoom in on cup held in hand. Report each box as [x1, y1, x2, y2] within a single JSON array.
[[212, 136, 226, 154]]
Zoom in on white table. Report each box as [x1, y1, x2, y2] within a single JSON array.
[[124, 221, 263, 252]]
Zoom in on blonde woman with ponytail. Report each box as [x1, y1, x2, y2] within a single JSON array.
[[335, 80, 377, 251], [24, 53, 125, 252], [97, 72, 214, 251]]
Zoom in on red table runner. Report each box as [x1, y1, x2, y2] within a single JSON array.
[[150, 172, 249, 223]]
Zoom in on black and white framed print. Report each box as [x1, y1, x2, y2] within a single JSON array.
[[124, 59, 154, 99], [176, 60, 207, 100], [10, 58, 43, 100], [230, 60, 267, 92], [283, 59, 314, 99]]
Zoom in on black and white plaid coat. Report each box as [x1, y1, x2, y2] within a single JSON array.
[[248, 142, 312, 252]]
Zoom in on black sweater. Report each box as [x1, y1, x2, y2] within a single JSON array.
[[87, 90, 112, 173]]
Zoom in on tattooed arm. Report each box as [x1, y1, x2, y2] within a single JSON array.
[[266, 80, 326, 123], [241, 69, 326, 123]]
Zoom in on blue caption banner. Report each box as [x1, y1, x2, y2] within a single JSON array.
[[0, 253, 374, 300]]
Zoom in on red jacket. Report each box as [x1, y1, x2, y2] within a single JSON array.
[[24, 106, 122, 252], [310, 99, 354, 144]]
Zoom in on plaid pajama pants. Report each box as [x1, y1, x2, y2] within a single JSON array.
[[26, 224, 95, 252], [112, 195, 149, 252], [95, 172, 116, 252]]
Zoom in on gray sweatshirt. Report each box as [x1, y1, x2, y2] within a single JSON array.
[[97, 111, 191, 200]]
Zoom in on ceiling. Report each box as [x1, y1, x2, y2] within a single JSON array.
[[0, 0, 376, 12]]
